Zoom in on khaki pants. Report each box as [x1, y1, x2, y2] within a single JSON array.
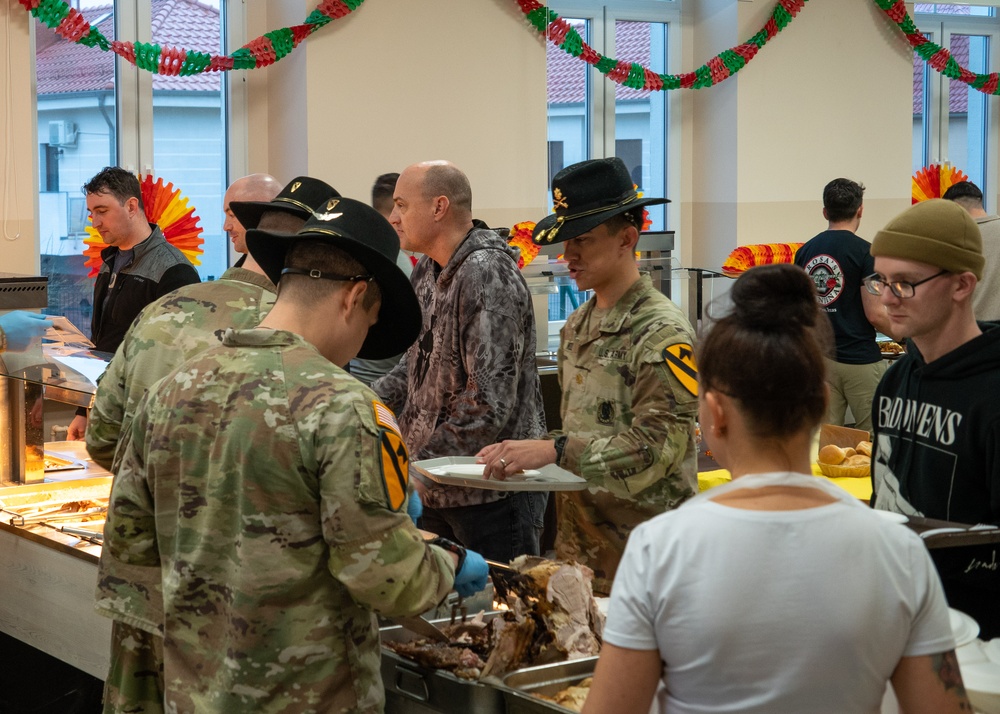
[[824, 357, 887, 436]]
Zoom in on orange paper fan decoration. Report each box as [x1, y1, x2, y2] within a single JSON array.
[[509, 221, 541, 269], [83, 174, 205, 277], [721, 243, 804, 278], [911, 163, 969, 204]]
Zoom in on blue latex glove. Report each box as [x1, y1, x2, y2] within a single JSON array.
[[0, 311, 52, 352], [405, 489, 422, 526], [454, 549, 488, 598]]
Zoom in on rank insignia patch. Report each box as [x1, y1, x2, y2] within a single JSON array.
[[663, 343, 698, 396], [597, 400, 615, 425], [379, 430, 409, 512]]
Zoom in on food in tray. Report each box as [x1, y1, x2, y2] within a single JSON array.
[[533, 677, 593, 712], [880, 340, 905, 355], [817, 441, 872, 478], [383, 557, 605, 680]]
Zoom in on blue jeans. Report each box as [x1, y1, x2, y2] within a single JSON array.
[[419, 491, 548, 562]]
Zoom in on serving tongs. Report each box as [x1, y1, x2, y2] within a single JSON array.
[[14, 507, 106, 527], [487, 559, 525, 602]]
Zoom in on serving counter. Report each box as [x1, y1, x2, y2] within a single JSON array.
[[0, 341, 113, 681]]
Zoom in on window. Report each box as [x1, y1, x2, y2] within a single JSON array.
[[913, 5, 999, 207], [545, 1, 678, 320], [35, 0, 233, 337]]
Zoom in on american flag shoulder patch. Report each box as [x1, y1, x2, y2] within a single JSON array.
[[373, 401, 401, 434]]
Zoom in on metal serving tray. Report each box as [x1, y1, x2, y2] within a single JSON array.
[[498, 658, 599, 714], [412, 457, 587, 492], [380, 613, 506, 714]]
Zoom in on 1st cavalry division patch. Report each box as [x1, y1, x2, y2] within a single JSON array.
[[374, 401, 408, 512], [662, 343, 698, 396]]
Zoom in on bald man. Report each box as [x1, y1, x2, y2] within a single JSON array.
[[372, 161, 547, 562], [87, 176, 340, 714], [223, 172, 284, 272]]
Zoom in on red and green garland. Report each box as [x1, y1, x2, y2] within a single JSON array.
[[873, 0, 1000, 96], [518, 0, 1000, 97], [17, 0, 365, 74], [516, 0, 807, 91], [17, 0, 1000, 98]]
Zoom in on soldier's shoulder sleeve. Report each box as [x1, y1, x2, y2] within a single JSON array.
[[642, 324, 698, 412], [351, 396, 411, 514]]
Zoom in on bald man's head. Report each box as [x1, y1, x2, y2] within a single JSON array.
[[416, 161, 472, 215], [224, 174, 282, 253]]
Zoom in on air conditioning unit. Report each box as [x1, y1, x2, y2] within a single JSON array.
[[48, 120, 78, 147]]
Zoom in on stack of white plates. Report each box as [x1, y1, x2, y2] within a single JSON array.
[[953, 610, 1000, 714]]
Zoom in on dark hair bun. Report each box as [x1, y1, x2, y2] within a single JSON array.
[[731, 264, 818, 332]]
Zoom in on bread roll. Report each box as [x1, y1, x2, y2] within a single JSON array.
[[845, 454, 870, 467], [818, 444, 847, 465], [856, 441, 872, 457]]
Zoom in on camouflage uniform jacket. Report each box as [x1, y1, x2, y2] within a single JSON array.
[[87, 266, 276, 474], [373, 221, 546, 508], [98, 328, 455, 713], [553, 274, 698, 595]]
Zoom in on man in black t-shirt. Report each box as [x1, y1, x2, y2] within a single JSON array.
[[794, 178, 892, 434]]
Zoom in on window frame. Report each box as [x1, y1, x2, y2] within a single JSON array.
[[914, 9, 1000, 208]]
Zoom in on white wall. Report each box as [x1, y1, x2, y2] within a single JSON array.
[[249, 0, 549, 228], [683, 0, 915, 271]]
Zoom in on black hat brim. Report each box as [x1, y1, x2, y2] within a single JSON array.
[[230, 200, 312, 232], [246, 229, 421, 360], [532, 196, 669, 245]]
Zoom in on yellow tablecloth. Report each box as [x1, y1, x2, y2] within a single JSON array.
[[698, 466, 872, 502]]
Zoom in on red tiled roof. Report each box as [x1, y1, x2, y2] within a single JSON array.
[[548, 21, 653, 104], [36, 0, 221, 95]]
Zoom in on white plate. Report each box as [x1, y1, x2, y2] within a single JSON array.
[[873, 510, 908, 524], [985, 638, 1000, 665], [413, 457, 587, 492], [950, 608, 981, 648], [426, 464, 542, 479]]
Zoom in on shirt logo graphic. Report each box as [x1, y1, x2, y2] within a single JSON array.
[[379, 430, 409, 512], [663, 343, 698, 396], [803, 254, 843, 306]]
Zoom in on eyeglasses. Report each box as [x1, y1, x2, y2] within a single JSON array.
[[862, 269, 949, 299]]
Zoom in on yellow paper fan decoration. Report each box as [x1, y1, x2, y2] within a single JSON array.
[[84, 174, 205, 277], [911, 163, 969, 204], [721, 243, 804, 278]]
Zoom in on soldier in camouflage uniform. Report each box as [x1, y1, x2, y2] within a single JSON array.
[[479, 158, 698, 595], [99, 198, 488, 713], [89, 176, 339, 713], [372, 161, 547, 562]]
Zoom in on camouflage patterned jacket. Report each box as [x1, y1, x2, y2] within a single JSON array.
[[373, 222, 546, 508], [98, 328, 455, 713], [87, 266, 276, 474], [553, 274, 698, 595]]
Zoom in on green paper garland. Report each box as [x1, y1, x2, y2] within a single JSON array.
[[19, 0, 364, 74], [517, 0, 1000, 96]]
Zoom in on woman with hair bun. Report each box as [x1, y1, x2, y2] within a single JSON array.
[[582, 264, 969, 714]]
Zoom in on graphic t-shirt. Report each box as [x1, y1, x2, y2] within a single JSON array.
[[794, 229, 880, 364]]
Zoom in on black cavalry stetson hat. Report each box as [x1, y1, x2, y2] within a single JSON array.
[[246, 196, 421, 360], [230, 176, 341, 230], [532, 157, 669, 245]]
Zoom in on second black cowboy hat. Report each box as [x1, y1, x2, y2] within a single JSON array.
[[532, 157, 669, 245], [231, 176, 341, 229], [246, 197, 421, 360]]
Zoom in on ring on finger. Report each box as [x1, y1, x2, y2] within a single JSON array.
[[499, 458, 507, 467]]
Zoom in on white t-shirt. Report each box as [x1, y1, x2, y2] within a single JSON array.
[[604, 471, 954, 714]]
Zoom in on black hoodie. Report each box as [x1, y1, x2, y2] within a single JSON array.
[[871, 322, 1000, 527]]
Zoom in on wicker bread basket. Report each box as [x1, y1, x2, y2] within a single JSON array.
[[817, 461, 870, 478]]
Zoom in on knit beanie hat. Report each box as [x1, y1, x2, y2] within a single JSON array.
[[871, 198, 984, 280]]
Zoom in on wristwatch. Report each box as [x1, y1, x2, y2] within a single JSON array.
[[429, 536, 467, 573], [553, 435, 568, 465]]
